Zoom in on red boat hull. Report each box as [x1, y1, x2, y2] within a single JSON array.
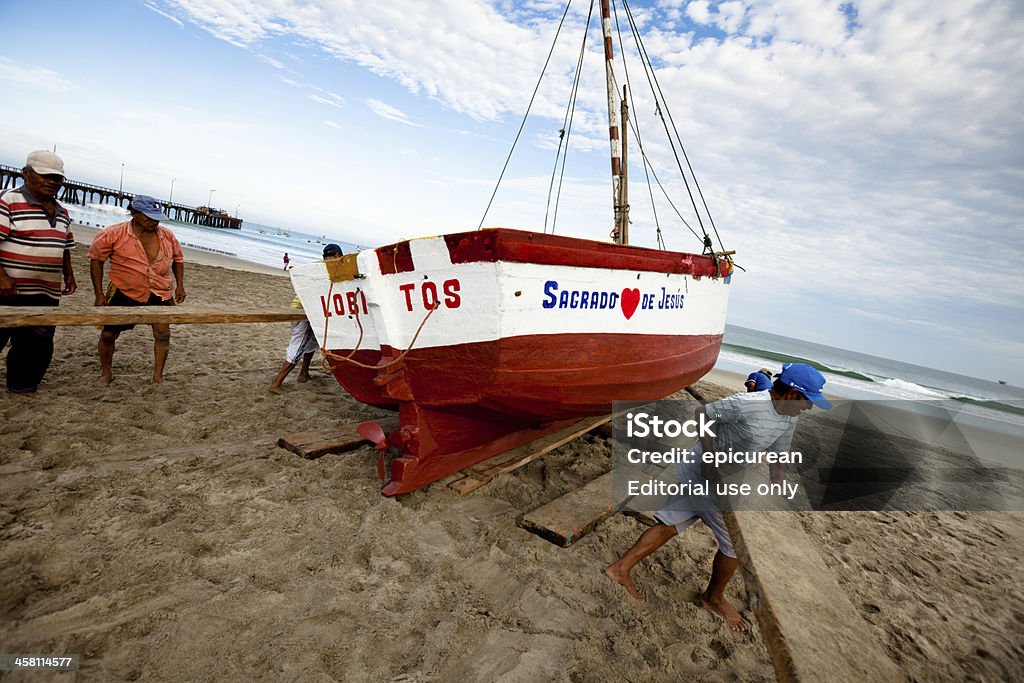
[[292, 228, 731, 495], [331, 331, 721, 494]]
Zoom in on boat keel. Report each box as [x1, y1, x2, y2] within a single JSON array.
[[373, 402, 578, 496]]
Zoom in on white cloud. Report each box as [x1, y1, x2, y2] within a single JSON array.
[[0, 57, 77, 93], [257, 54, 284, 69], [686, 1, 712, 24], [308, 93, 344, 108], [364, 98, 422, 127], [323, 120, 339, 128], [144, 2, 185, 28], [715, 1, 747, 33], [165, 0, 596, 121], [166, 0, 283, 47]]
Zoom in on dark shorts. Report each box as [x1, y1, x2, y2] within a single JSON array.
[[103, 289, 173, 333]]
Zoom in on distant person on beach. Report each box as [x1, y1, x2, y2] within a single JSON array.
[[89, 195, 186, 386], [744, 368, 773, 392], [283, 253, 290, 270], [606, 363, 832, 631], [0, 150, 77, 395], [269, 243, 343, 394]]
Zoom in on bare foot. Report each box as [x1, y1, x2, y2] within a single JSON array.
[[605, 563, 646, 602], [7, 388, 38, 398], [297, 373, 310, 383], [268, 385, 284, 395], [94, 375, 113, 388], [152, 376, 165, 384], [701, 590, 750, 631]]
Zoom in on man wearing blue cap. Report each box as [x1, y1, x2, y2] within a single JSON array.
[[89, 195, 186, 386], [607, 363, 831, 631], [744, 368, 773, 392]]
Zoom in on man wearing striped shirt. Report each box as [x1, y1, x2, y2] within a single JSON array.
[[0, 150, 77, 394]]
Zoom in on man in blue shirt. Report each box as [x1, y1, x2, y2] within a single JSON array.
[[744, 368, 773, 392], [606, 363, 831, 631]]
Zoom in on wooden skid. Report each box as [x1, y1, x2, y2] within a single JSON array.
[[724, 511, 902, 683], [0, 306, 307, 327], [621, 510, 657, 526], [446, 415, 612, 495], [279, 418, 398, 460], [518, 471, 622, 546]]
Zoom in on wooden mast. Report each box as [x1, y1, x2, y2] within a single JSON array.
[[619, 85, 629, 245], [600, 0, 627, 244]]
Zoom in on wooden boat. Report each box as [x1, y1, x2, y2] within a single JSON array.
[[290, 1, 734, 495]]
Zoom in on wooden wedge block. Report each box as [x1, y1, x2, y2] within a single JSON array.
[[518, 471, 622, 547], [447, 415, 612, 495], [473, 415, 612, 478], [447, 475, 489, 496], [725, 511, 903, 683], [622, 509, 658, 526], [278, 417, 398, 460]]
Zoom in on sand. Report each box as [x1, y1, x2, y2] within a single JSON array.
[[1, 240, 1022, 681]]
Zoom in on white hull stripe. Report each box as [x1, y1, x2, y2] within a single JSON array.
[[291, 236, 729, 353]]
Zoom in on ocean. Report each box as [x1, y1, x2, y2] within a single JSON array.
[[719, 324, 1024, 431], [67, 201, 1021, 433], [67, 202, 365, 270]]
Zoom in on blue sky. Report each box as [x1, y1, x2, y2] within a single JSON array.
[[2, 0, 1022, 384]]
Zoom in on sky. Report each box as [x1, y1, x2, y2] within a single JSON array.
[[2, 0, 1022, 384]]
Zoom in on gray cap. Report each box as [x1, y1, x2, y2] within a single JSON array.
[[129, 195, 169, 221], [26, 150, 65, 176]]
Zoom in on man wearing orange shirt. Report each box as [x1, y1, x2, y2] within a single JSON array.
[[89, 195, 186, 386]]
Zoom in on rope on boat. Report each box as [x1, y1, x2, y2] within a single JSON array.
[[545, 0, 596, 235], [320, 286, 441, 371], [610, 0, 663, 246], [478, 1, 576, 231], [620, 0, 725, 255], [317, 277, 365, 370]]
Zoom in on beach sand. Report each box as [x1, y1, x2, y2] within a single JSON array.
[[1, 240, 1021, 681]]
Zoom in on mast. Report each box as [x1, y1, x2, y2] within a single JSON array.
[[600, 0, 626, 244], [619, 86, 629, 244]]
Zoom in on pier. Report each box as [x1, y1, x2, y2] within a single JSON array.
[[0, 165, 242, 229]]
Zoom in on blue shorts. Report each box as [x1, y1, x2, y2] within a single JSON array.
[[654, 508, 736, 558]]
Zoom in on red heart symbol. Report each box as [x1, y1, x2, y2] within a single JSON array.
[[620, 288, 640, 320]]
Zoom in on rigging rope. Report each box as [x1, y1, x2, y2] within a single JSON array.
[[478, 1, 575, 231], [621, 0, 725, 254], [546, 0, 595, 234], [321, 285, 441, 371], [480, 0, 728, 257], [610, 0, 663, 248], [627, 127, 704, 243]]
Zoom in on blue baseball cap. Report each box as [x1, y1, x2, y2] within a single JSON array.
[[129, 195, 168, 221], [323, 243, 343, 257], [746, 371, 772, 392], [778, 363, 832, 409]]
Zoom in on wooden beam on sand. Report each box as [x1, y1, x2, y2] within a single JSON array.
[[724, 512, 903, 682], [278, 418, 399, 460], [518, 471, 620, 547], [627, 386, 900, 681], [0, 306, 307, 327], [445, 415, 613, 495]]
